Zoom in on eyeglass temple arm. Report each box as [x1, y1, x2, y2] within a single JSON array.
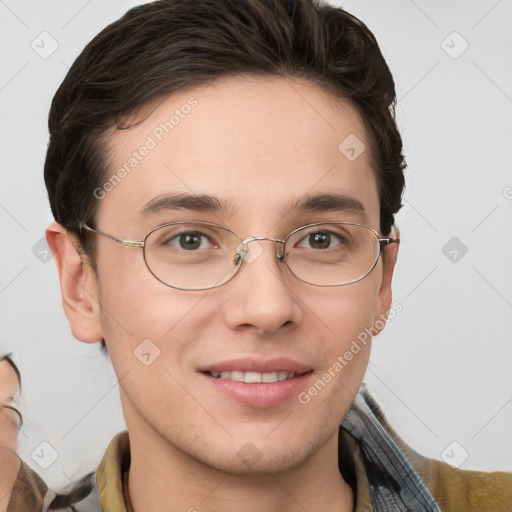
[[379, 237, 399, 249], [79, 223, 144, 248]]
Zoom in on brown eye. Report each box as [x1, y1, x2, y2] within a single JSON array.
[[308, 232, 331, 249], [297, 230, 342, 250], [166, 231, 212, 251]]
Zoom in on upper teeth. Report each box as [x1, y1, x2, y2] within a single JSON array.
[[209, 371, 295, 383]]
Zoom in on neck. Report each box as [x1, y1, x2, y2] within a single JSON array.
[[123, 425, 353, 512]]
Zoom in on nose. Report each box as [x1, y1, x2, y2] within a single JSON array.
[[223, 239, 302, 336]]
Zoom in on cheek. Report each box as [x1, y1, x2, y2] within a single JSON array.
[[312, 266, 382, 343], [294, 282, 379, 438], [97, 279, 217, 420], [95, 254, 210, 365], [303, 266, 383, 402]]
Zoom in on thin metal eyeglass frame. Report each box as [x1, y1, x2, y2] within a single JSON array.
[[79, 221, 399, 290]]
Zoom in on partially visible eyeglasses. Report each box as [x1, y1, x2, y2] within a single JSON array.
[[80, 221, 398, 291]]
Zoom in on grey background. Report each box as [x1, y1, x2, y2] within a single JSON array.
[[1, 0, 511, 489]]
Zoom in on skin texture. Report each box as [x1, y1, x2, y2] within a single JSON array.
[[0, 358, 21, 512], [47, 76, 399, 512]]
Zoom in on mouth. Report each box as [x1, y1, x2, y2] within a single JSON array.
[[206, 370, 309, 383], [199, 358, 313, 407]]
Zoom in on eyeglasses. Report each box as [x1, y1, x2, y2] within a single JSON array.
[[79, 221, 398, 291]]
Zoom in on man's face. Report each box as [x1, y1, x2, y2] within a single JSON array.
[[77, 77, 396, 473]]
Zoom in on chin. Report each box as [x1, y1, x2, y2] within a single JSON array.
[[183, 430, 319, 476], [210, 447, 314, 476]]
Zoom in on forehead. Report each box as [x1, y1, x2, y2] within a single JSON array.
[[99, 76, 380, 232]]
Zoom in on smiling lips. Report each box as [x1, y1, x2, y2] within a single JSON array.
[[201, 357, 311, 380], [201, 358, 313, 407], [209, 370, 303, 383]]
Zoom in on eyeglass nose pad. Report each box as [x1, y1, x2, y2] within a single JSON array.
[[234, 240, 252, 265], [233, 252, 244, 266], [277, 251, 286, 262], [235, 240, 264, 264]]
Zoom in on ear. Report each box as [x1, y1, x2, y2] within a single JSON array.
[[373, 225, 400, 335], [45, 222, 104, 344]]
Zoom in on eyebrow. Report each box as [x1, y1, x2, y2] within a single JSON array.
[[140, 193, 238, 217], [284, 193, 368, 221], [139, 191, 367, 221]]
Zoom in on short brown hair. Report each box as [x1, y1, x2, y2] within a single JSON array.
[[44, 0, 405, 263]]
